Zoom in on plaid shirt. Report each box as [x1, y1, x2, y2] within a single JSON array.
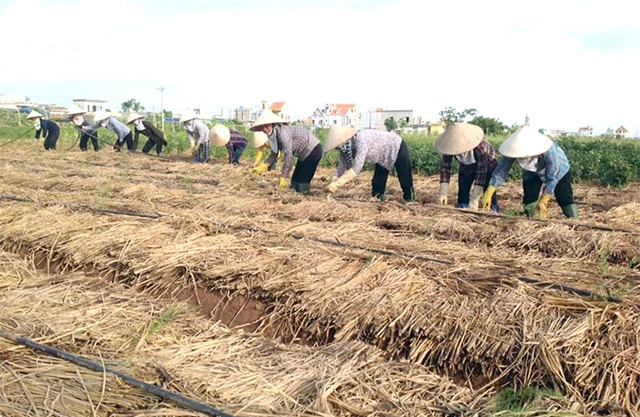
[[439, 139, 498, 186], [265, 125, 319, 178], [226, 129, 248, 162], [490, 142, 570, 194]]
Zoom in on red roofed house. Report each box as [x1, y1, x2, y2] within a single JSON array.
[[614, 126, 629, 139], [269, 101, 291, 122], [311, 103, 359, 127]]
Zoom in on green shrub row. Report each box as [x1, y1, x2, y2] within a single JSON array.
[[1, 115, 638, 187]]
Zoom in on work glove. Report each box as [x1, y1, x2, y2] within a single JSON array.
[[437, 182, 448, 205], [279, 177, 289, 188], [468, 185, 484, 209], [253, 147, 264, 167], [252, 162, 269, 174], [326, 169, 357, 193], [536, 193, 552, 220], [481, 185, 496, 210]]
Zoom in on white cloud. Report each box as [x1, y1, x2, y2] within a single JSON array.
[[1, 0, 638, 134]]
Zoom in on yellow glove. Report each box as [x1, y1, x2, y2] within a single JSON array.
[[437, 182, 448, 205], [253, 147, 264, 167], [326, 169, 357, 193], [252, 162, 269, 174], [468, 185, 484, 209], [279, 177, 289, 188], [537, 193, 552, 219], [481, 185, 496, 210]]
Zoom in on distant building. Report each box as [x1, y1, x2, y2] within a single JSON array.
[[269, 101, 292, 122], [614, 126, 629, 139], [577, 126, 593, 136], [359, 108, 414, 130], [312, 103, 359, 127], [73, 99, 108, 113]]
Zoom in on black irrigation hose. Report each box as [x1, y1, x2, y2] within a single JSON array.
[[0, 328, 236, 417], [515, 276, 623, 303], [0, 127, 35, 147], [97, 208, 161, 219], [334, 197, 640, 236], [0, 194, 160, 220]]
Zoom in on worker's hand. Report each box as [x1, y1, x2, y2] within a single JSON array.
[[252, 163, 269, 174], [437, 182, 448, 205], [468, 185, 484, 209], [536, 193, 552, 220], [481, 185, 496, 210], [278, 177, 289, 188]]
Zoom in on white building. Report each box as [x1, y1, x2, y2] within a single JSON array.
[[312, 103, 359, 127], [72, 99, 108, 113]]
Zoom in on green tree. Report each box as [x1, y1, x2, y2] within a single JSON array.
[[121, 99, 145, 112], [438, 107, 478, 127], [384, 117, 398, 132], [469, 115, 507, 135]]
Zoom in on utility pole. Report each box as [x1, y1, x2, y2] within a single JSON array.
[[157, 86, 165, 132]]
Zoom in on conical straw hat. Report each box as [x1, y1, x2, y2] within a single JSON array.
[[251, 131, 268, 148], [323, 125, 358, 153], [93, 110, 111, 123], [498, 121, 553, 158], [67, 106, 86, 116], [179, 112, 197, 123], [209, 124, 231, 146], [26, 110, 43, 120], [435, 123, 483, 155], [126, 112, 144, 124], [250, 110, 287, 132]]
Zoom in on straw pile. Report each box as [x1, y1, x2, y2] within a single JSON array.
[[0, 150, 639, 416], [0, 250, 487, 417]]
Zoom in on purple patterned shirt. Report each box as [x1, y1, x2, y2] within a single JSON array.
[[226, 129, 248, 162], [335, 129, 402, 176]]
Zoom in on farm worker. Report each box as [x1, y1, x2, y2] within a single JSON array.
[[26, 110, 60, 150], [92, 110, 135, 152], [250, 131, 279, 169], [209, 124, 248, 165], [435, 123, 499, 211], [67, 106, 99, 151], [126, 113, 167, 156], [481, 118, 578, 219], [324, 125, 415, 202], [180, 112, 210, 163], [250, 110, 322, 195]]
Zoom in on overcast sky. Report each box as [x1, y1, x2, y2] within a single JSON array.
[[1, 0, 638, 134]]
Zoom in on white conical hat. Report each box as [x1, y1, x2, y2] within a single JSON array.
[[26, 110, 43, 120], [126, 112, 144, 124], [93, 110, 111, 123], [249, 110, 287, 132], [179, 112, 197, 123], [67, 106, 86, 116], [251, 131, 268, 148], [498, 119, 553, 158], [323, 125, 358, 153], [209, 124, 231, 146], [435, 123, 484, 155]]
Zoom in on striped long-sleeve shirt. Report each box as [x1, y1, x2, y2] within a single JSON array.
[[265, 125, 320, 178], [184, 120, 210, 145], [490, 142, 570, 195], [440, 139, 498, 186], [335, 129, 402, 177], [103, 117, 131, 142], [226, 129, 248, 162]]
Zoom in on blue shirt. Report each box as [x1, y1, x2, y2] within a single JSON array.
[[490, 143, 570, 195]]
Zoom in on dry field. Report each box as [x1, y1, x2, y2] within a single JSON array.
[[0, 147, 639, 417]]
